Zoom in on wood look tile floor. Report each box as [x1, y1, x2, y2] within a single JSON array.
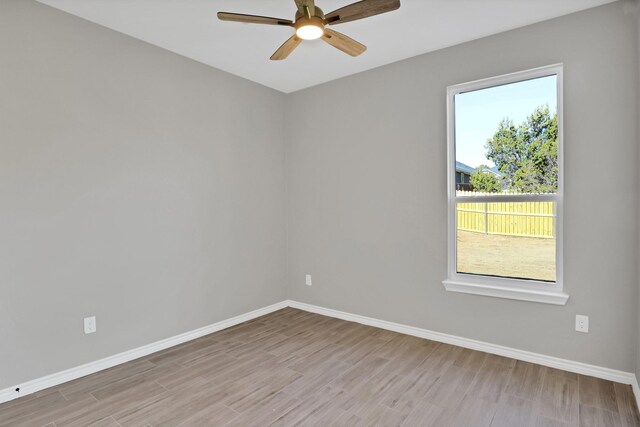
[[1, 308, 638, 427]]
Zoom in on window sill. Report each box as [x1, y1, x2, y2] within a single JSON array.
[[443, 280, 569, 305]]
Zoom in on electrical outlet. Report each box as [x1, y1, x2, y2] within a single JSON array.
[[305, 274, 312, 286], [575, 315, 589, 333], [84, 316, 96, 334]]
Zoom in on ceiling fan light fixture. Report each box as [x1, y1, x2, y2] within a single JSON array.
[[296, 23, 324, 40], [218, 0, 401, 60]]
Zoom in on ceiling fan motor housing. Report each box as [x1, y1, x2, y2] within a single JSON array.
[[294, 6, 325, 40], [294, 6, 325, 30]]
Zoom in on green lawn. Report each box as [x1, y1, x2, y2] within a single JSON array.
[[457, 230, 556, 282]]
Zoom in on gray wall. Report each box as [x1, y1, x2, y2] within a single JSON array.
[[636, 1, 640, 381], [0, 0, 287, 389], [287, 2, 639, 372]]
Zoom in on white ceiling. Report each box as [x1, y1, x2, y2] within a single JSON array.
[[37, 0, 616, 93]]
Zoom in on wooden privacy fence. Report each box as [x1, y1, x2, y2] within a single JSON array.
[[457, 198, 556, 239]]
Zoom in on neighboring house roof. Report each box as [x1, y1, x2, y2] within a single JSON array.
[[455, 161, 475, 175], [482, 166, 503, 177], [456, 161, 505, 178]]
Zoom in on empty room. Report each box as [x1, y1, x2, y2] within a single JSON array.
[[1, 0, 640, 425]]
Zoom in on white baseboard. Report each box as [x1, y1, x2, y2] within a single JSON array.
[[0, 300, 288, 405], [3, 298, 639, 410], [286, 300, 637, 386]]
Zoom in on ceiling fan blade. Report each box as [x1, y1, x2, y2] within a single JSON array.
[[217, 12, 293, 26], [321, 29, 367, 57], [294, 0, 315, 17], [325, 0, 400, 25], [271, 35, 303, 60]]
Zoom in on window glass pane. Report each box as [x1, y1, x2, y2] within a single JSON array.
[[456, 201, 556, 282], [455, 75, 558, 195]]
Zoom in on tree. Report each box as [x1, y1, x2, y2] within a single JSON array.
[[470, 167, 501, 192], [485, 106, 558, 193]]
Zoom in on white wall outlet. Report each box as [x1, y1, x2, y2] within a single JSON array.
[[305, 274, 312, 286], [575, 315, 589, 333], [84, 316, 97, 334]]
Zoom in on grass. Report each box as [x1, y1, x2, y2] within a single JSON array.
[[457, 230, 556, 282]]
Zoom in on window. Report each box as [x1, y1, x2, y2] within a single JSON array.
[[443, 65, 567, 305]]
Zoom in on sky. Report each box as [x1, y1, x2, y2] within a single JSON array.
[[455, 75, 557, 169]]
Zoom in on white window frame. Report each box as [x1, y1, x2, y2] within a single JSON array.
[[443, 64, 568, 305]]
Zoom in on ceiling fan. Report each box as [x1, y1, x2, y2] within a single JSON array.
[[217, 0, 401, 60]]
